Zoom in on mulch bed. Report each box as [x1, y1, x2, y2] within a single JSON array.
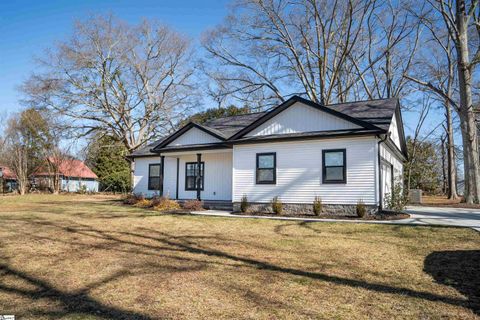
[[232, 211, 410, 220]]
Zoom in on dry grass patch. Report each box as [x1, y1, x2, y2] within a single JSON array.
[[0, 194, 479, 319]]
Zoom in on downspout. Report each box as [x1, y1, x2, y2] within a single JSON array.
[[377, 133, 389, 211]]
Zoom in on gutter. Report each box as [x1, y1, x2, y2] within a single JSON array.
[[377, 133, 389, 211]]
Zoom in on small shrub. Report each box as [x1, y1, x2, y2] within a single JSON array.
[[356, 199, 366, 218], [240, 194, 249, 213], [271, 196, 283, 215], [134, 199, 152, 208], [385, 180, 408, 211], [77, 184, 88, 194], [313, 196, 322, 216], [183, 199, 204, 211], [123, 193, 144, 205], [153, 196, 181, 212], [150, 196, 164, 207]]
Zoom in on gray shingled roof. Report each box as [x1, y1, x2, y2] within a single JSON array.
[[129, 137, 166, 157], [202, 112, 267, 138], [328, 98, 398, 131], [129, 97, 399, 157]]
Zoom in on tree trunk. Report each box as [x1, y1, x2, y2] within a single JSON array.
[[441, 135, 447, 194], [445, 101, 458, 199], [455, 0, 480, 203]]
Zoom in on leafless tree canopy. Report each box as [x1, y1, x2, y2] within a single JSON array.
[[201, 0, 420, 108], [22, 16, 196, 152]]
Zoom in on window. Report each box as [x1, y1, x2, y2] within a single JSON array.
[[256, 153, 276, 184], [322, 149, 346, 183], [185, 162, 204, 190], [148, 164, 162, 190]]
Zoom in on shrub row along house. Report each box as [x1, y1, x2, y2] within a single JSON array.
[[129, 96, 406, 215]]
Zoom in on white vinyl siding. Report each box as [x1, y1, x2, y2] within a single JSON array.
[[167, 127, 221, 146], [380, 143, 403, 183], [247, 102, 360, 136], [176, 152, 232, 200], [133, 156, 160, 198], [389, 114, 402, 150], [233, 137, 377, 205]]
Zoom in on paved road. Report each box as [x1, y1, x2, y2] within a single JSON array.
[[192, 206, 480, 231], [405, 206, 480, 231]]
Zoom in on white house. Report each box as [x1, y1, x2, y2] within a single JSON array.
[[129, 96, 406, 214]]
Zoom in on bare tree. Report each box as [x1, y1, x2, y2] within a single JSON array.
[[201, 0, 420, 108], [3, 116, 30, 195], [411, 0, 480, 203], [405, 15, 459, 199], [405, 96, 433, 193], [21, 15, 196, 153]]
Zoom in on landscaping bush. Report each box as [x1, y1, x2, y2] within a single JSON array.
[[134, 199, 152, 208], [182, 199, 204, 211], [385, 180, 408, 211], [77, 184, 88, 194], [240, 194, 249, 213], [271, 196, 282, 215], [356, 200, 366, 218], [153, 196, 181, 212], [123, 193, 144, 205], [313, 196, 322, 216]]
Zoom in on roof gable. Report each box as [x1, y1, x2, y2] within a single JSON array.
[[153, 122, 226, 151], [230, 96, 381, 139], [246, 101, 361, 137]]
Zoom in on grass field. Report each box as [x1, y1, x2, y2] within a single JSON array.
[[0, 194, 479, 319]]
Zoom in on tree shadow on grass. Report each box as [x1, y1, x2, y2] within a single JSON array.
[[130, 227, 474, 312], [424, 250, 480, 315], [0, 263, 153, 319], [1, 217, 476, 316]]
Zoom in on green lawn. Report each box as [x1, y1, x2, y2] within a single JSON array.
[[0, 194, 479, 319]]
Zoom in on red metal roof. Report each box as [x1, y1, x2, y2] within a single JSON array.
[[0, 165, 17, 180], [33, 158, 98, 179]]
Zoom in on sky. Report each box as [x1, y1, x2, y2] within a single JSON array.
[[0, 0, 230, 117], [0, 0, 442, 140]]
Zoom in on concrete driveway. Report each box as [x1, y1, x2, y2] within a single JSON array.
[[405, 206, 480, 231]]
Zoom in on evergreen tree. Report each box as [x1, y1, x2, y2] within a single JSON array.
[[404, 137, 443, 194], [86, 135, 131, 193]]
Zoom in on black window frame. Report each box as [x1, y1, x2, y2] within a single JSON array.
[[322, 149, 347, 184], [256, 152, 276, 184], [185, 162, 205, 191], [148, 163, 162, 190]]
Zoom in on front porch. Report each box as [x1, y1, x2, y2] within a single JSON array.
[[155, 149, 233, 202]]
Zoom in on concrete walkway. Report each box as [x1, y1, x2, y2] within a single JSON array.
[[191, 206, 480, 231]]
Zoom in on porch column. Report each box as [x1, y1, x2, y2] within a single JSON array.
[[160, 155, 165, 196], [196, 153, 202, 200]]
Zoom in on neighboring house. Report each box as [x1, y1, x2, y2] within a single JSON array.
[[32, 158, 99, 193], [129, 96, 407, 214], [0, 165, 18, 192]]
